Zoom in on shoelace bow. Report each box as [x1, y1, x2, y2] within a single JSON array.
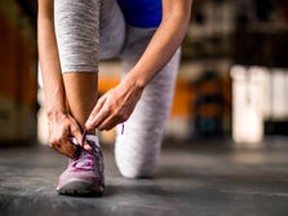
[[72, 130, 103, 173], [82, 130, 101, 155], [74, 123, 124, 158], [73, 130, 100, 159], [72, 126, 125, 174]]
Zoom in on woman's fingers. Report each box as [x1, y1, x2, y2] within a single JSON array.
[[48, 113, 89, 158], [88, 98, 122, 131], [86, 87, 139, 131], [86, 83, 143, 131], [60, 139, 78, 158], [85, 97, 106, 130], [97, 114, 120, 131], [69, 117, 90, 149], [97, 107, 130, 130], [50, 136, 77, 158], [70, 122, 92, 151]]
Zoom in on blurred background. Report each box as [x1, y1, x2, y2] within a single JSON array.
[[1, 0, 288, 147]]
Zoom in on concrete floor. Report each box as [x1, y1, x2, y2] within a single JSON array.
[[1, 138, 288, 216]]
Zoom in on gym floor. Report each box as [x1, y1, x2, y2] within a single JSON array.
[[1, 138, 288, 216]]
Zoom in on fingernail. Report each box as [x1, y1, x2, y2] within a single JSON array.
[[84, 144, 92, 151], [84, 123, 90, 129], [86, 117, 91, 124]]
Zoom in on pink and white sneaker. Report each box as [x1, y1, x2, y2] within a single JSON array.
[[56, 134, 104, 196]]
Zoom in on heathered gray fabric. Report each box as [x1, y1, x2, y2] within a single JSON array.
[[54, 0, 100, 72], [115, 27, 180, 178], [54, 0, 180, 178], [99, 0, 125, 59], [55, 0, 125, 71]]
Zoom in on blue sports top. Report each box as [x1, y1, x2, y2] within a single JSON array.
[[117, 0, 162, 28]]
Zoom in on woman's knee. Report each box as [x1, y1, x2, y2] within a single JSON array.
[[117, 161, 156, 179]]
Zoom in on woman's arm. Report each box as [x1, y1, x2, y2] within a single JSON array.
[[38, 0, 65, 114], [124, 0, 193, 88], [38, 0, 84, 157], [85, 0, 193, 131]]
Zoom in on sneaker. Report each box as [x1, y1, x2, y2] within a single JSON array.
[[56, 134, 104, 196]]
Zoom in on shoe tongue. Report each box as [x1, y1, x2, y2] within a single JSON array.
[[85, 135, 100, 148], [74, 151, 93, 169], [70, 135, 100, 148], [70, 134, 100, 169]]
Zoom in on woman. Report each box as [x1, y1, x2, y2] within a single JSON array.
[[38, 0, 192, 196]]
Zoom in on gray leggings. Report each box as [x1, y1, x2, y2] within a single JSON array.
[[55, 0, 180, 178]]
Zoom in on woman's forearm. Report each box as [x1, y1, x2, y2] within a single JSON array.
[[38, 0, 66, 115], [122, 0, 193, 89]]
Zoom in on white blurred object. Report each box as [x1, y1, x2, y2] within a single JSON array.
[[37, 87, 49, 145], [165, 117, 190, 141], [270, 69, 287, 119], [231, 66, 268, 144], [37, 63, 49, 145]]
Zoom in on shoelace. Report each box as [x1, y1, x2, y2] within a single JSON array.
[[81, 130, 101, 156], [121, 123, 125, 135], [83, 131, 104, 174], [72, 131, 103, 172], [74, 124, 124, 159], [73, 130, 99, 159]]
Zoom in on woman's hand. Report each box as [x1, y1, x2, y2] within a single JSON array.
[[48, 111, 84, 158], [85, 79, 143, 131], [84, 0, 192, 132]]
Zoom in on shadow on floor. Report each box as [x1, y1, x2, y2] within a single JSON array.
[[1, 139, 288, 216]]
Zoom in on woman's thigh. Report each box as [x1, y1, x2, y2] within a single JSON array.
[[114, 26, 181, 178], [54, 0, 125, 73], [100, 0, 126, 59]]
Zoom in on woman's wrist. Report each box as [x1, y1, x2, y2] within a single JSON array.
[[47, 108, 67, 121], [122, 70, 147, 91]]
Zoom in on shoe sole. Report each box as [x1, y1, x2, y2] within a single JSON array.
[[57, 181, 104, 197]]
